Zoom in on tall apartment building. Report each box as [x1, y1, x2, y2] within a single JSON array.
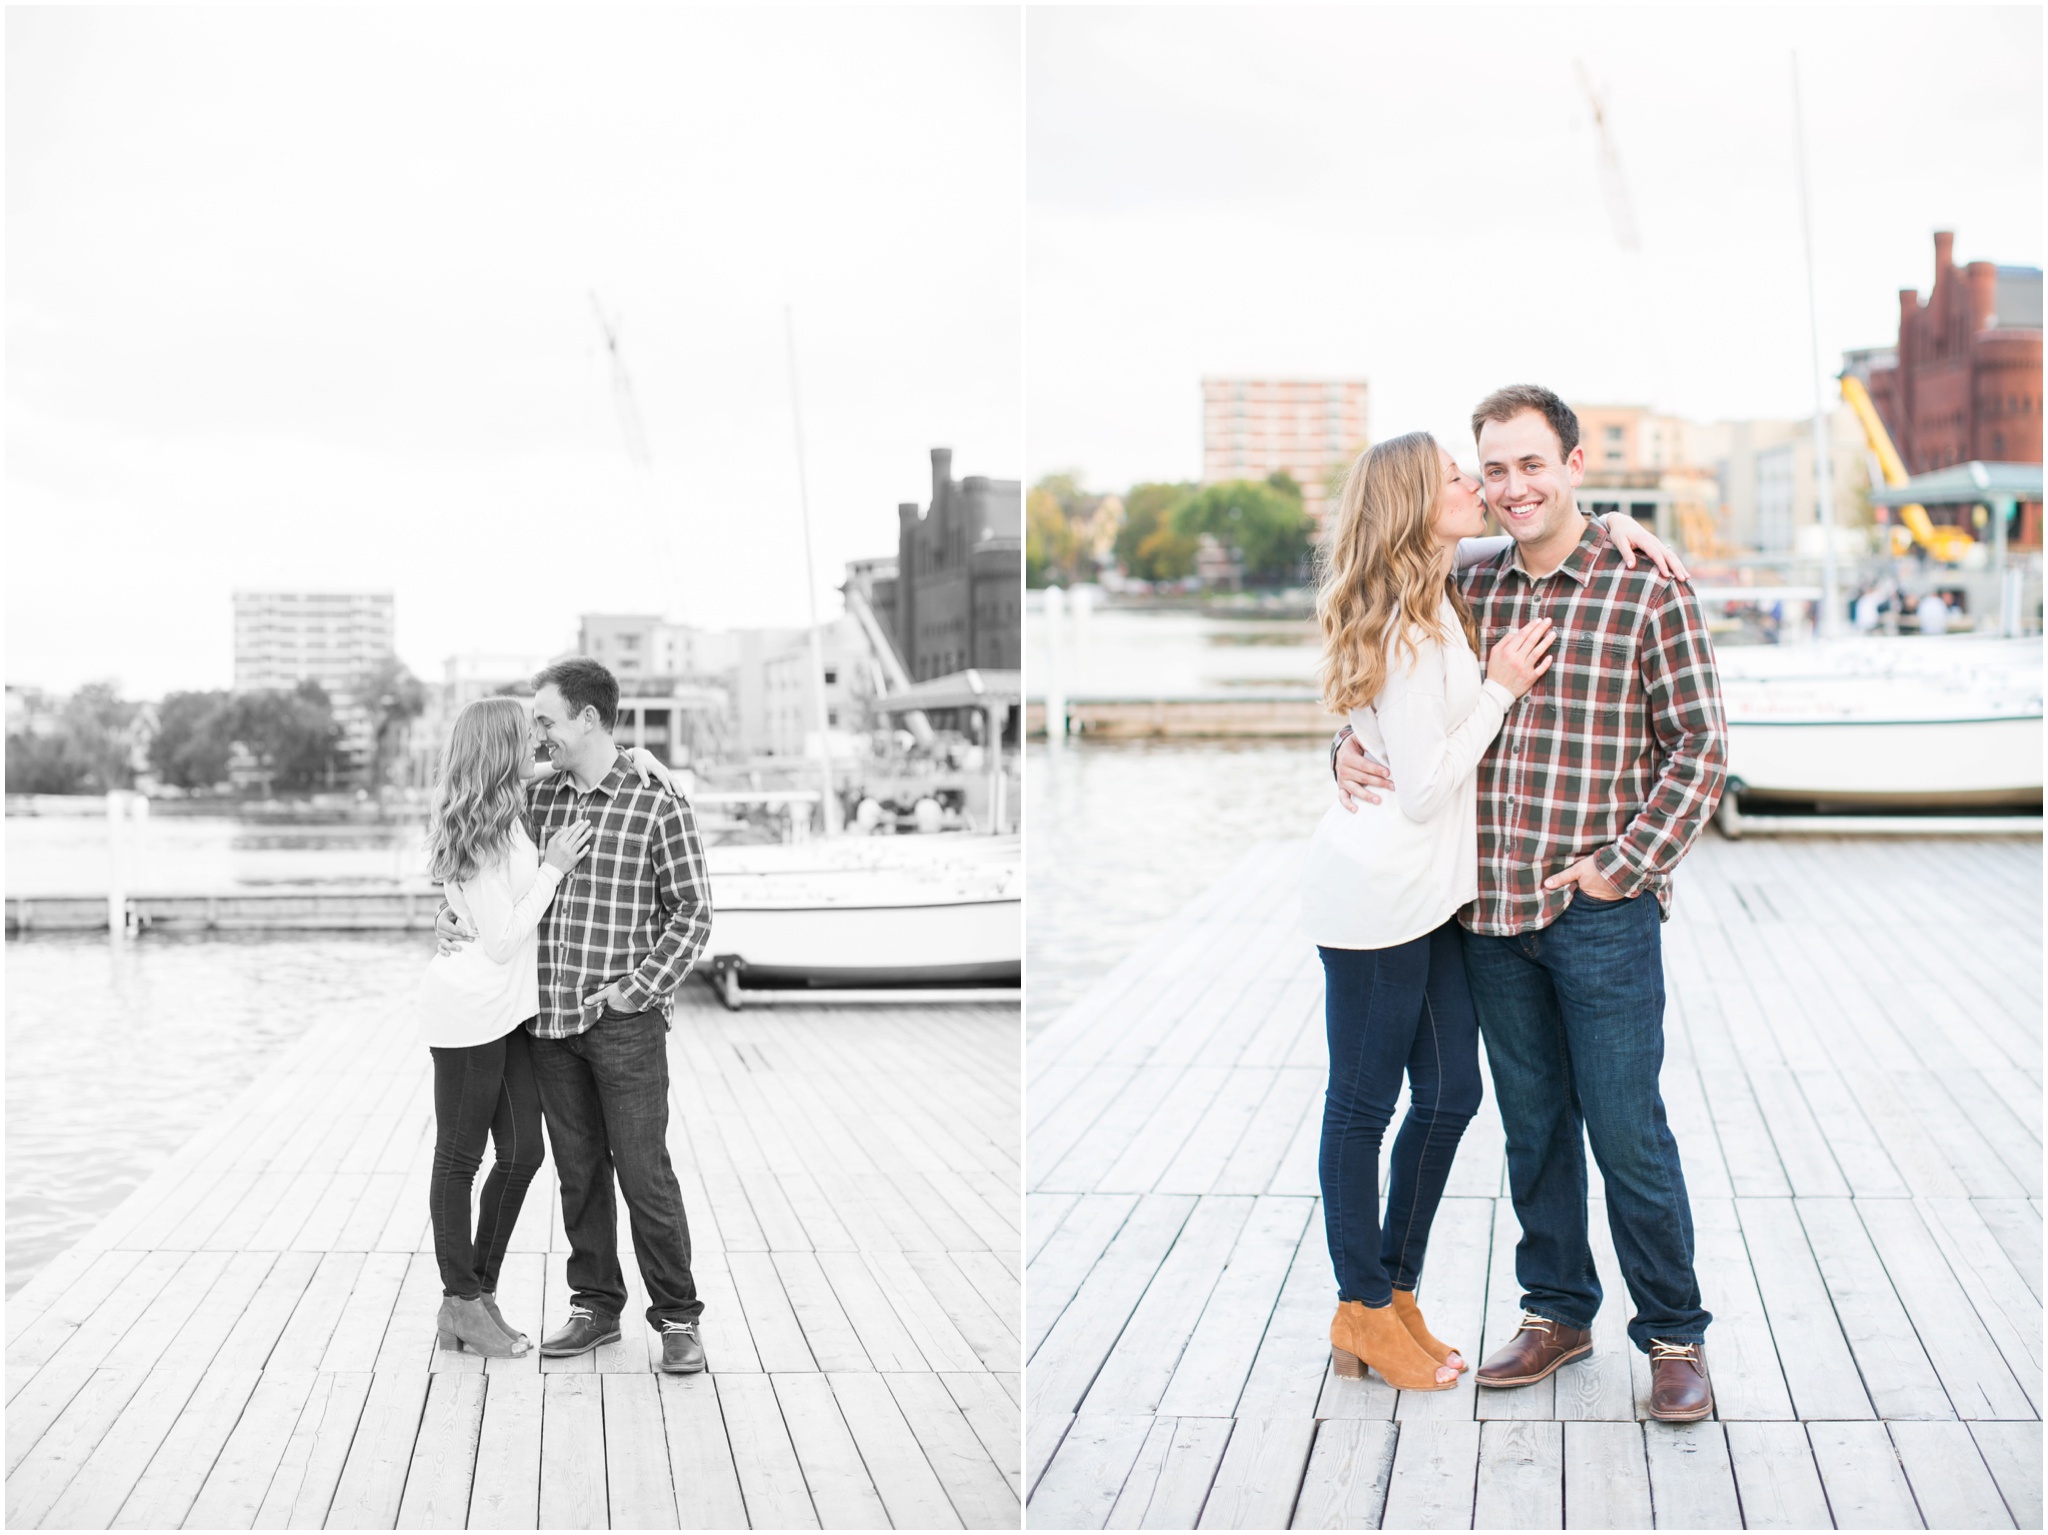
[[1201, 377, 1371, 526], [895, 448, 1022, 682], [231, 590, 395, 769], [1864, 230, 2042, 546]]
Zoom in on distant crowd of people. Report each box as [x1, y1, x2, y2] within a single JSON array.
[[1852, 576, 1967, 635]]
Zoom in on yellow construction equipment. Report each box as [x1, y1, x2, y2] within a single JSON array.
[[1840, 373, 1975, 563]]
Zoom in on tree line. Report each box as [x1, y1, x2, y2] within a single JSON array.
[[1027, 471, 1316, 589], [6, 659, 426, 796]]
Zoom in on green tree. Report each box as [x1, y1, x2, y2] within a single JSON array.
[[355, 658, 428, 790], [60, 682, 140, 791], [230, 681, 344, 793], [5, 730, 90, 794], [1173, 479, 1315, 585], [1035, 471, 1088, 515], [1114, 482, 1196, 581], [1026, 483, 1081, 588], [149, 690, 237, 790]]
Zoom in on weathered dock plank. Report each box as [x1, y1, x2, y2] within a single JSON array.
[[1027, 835, 2042, 1529], [5, 988, 1019, 1529]]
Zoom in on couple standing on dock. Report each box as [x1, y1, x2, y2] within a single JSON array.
[[1301, 385, 1728, 1419], [413, 656, 715, 1371]]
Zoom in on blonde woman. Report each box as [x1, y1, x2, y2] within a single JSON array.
[[1301, 433, 1678, 1391], [414, 698, 672, 1356]]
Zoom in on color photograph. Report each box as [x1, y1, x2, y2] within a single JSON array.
[[1025, 7, 2041, 1530]]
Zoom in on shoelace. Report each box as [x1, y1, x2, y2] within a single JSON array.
[[662, 1321, 698, 1335], [1649, 1340, 1700, 1363], [566, 1305, 593, 1321], [1516, 1310, 1556, 1336]]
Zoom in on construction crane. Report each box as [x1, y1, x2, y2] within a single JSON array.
[[843, 583, 935, 749], [588, 293, 684, 602], [1840, 372, 1975, 563], [1577, 61, 1641, 252]]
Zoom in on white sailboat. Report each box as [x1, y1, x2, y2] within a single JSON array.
[[1717, 635, 2043, 815], [692, 314, 1021, 1007]]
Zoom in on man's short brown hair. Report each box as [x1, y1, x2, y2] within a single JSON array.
[[1472, 385, 1580, 460], [532, 657, 619, 731]]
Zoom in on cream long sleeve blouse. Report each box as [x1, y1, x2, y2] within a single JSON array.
[[1301, 592, 1517, 950], [414, 822, 564, 1049]]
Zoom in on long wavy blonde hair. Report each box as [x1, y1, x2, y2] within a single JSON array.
[[424, 697, 529, 886], [1316, 431, 1480, 714]]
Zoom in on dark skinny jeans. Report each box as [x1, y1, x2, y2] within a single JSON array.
[[1318, 919, 1483, 1307], [429, 1023, 544, 1299]]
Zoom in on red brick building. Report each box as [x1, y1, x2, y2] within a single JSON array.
[[1867, 230, 2041, 543]]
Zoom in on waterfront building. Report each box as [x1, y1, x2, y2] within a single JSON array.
[[1567, 404, 1731, 553], [1696, 409, 1870, 556], [747, 618, 874, 759], [1746, 410, 1877, 556], [895, 448, 1022, 682], [1565, 403, 1872, 556], [569, 619, 733, 767], [1200, 377, 1371, 528], [577, 615, 741, 682], [404, 652, 555, 785], [230, 590, 395, 773], [1862, 230, 2042, 546]]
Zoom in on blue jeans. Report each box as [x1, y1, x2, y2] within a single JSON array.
[[1462, 892, 1710, 1352], [1318, 920, 1482, 1307], [529, 1008, 703, 1327]]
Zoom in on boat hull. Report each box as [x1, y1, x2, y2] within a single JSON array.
[[1728, 715, 2043, 807], [705, 895, 1021, 985], [1716, 635, 2042, 809]]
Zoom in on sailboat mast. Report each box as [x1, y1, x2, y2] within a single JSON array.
[[1791, 54, 1840, 637], [784, 307, 841, 836]]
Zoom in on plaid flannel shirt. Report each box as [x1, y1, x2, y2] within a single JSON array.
[[1457, 519, 1727, 935], [524, 752, 713, 1037]]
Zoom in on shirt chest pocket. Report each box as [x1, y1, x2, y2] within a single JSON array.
[[1492, 624, 1636, 672], [1543, 699, 1629, 725], [593, 828, 648, 872]]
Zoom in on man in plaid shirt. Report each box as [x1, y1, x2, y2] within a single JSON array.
[[444, 657, 714, 1372], [1335, 386, 1727, 1420]]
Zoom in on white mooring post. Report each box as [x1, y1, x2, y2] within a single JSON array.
[[105, 791, 126, 939], [1042, 584, 1068, 748]]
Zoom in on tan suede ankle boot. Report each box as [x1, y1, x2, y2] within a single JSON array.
[[1391, 1288, 1467, 1371], [1329, 1300, 1458, 1390]]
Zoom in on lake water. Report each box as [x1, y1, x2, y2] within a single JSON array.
[[6, 812, 440, 1292], [6, 928, 428, 1294], [1025, 739, 1335, 1035], [1026, 598, 1321, 698], [6, 812, 424, 896]]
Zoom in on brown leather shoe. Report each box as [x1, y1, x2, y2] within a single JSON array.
[[1475, 1310, 1592, 1388], [1648, 1340, 1712, 1421]]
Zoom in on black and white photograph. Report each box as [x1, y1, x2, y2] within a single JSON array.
[[7, 8, 1022, 1529]]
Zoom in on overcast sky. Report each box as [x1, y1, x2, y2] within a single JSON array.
[[8, 7, 1021, 697], [1028, 5, 2043, 491]]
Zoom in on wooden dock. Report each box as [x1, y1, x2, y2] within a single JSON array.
[[7, 985, 1021, 1529], [1027, 834, 2041, 1529]]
